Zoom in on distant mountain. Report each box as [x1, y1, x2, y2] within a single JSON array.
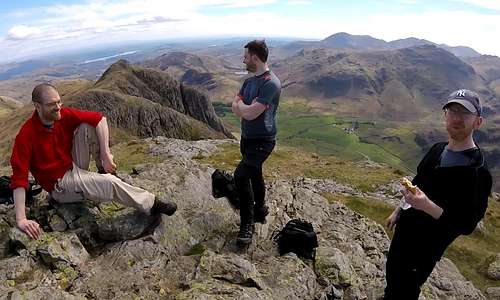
[[142, 51, 228, 91], [387, 37, 432, 49], [439, 45, 481, 58], [0, 95, 23, 121], [320, 32, 387, 49], [0, 60, 51, 81], [466, 55, 500, 83], [0, 96, 22, 110], [143, 51, 244, 102], [0, 59, 233, 159], [282, 32, 482, 58], [467, 55, 500, 108], [69, 59, 233, 140], [272, 44, 490, 120]]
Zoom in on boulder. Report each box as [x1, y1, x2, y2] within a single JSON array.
[[486, 287, 500, 298], [487, 253, 500, 280]]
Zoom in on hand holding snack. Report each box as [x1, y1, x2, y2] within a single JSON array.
[[400, 178, 432, 212], [401, 177, 417, 194]]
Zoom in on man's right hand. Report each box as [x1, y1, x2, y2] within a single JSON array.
[[231, 95, 243, 117], [17, 219, 42, 240], [102, 152, 117, 174]]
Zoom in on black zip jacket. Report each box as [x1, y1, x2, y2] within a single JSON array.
[[397, 142, 492, 260]]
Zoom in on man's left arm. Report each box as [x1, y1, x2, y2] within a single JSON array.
[[95, 117, 116, 173]]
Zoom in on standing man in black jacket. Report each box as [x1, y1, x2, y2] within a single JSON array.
[[384, 89, 492, 299], [231, 40, 281, 246]]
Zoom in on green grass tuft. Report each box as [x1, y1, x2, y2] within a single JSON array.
[[197, 143, 399, 192], [111, 140, 163, 172]]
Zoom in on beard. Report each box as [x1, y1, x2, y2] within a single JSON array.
[[43, 109, 61, 122], [245, 62, 256, 72], [446, 123, 473, 141]]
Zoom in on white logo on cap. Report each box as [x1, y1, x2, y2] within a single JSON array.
[[456, 90, 466, 97]]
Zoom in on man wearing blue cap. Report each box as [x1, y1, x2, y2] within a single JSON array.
[[384, 89, 492, 299]]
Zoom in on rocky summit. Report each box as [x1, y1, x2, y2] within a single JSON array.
[[0, 138, 491, 299]]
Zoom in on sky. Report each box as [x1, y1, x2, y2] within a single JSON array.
[[1, 0, 500, 63]]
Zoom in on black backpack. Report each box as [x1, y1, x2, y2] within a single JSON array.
[[211, 169, 240, 209], [0, 176, 43, 205], [272, 219, 319, 260]]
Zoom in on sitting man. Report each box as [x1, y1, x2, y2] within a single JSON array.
[[11, 83, 177, 240]]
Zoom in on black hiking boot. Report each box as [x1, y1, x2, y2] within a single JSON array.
[[254, 205, 269, 224], [151, 198, 177, 216], [236, 223, 255, 246]]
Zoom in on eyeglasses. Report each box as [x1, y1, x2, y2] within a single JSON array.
[[444, 107, 477, 118], [36, 100, 63, 109]]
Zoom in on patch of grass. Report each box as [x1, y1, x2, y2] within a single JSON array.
[[185, 243, 207, 256], [6, 279, 15, 287], [322, 193, 395, 238], [196, 143, 241, 171], [0, 107, 13, 119], [443, 198, 500, 292], [99, 201, 125, 218], [111, 140, 163, 172], [219, 98, 419, 174], [197, 142, 400, 192], [34, 232, 57, 247]]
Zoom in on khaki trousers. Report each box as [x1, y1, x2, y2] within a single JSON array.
[[51, 123, 155, 214]]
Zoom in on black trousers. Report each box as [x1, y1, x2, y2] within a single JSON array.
[[384, 217, 440, 299], [234, 138, 275, 225]]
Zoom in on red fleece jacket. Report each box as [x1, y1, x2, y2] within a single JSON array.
[[10, 107, 103, 192]]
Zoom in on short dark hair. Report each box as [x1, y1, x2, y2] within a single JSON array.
[[245, 40, 268, 63], [32, 83, 57, 103]]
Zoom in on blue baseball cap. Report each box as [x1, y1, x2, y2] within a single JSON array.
[[443, 89, 482, 116]]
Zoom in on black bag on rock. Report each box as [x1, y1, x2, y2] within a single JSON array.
[[0, 176, 42, 205], [211, 169, 240, 209], [272, 218, 319, 260]]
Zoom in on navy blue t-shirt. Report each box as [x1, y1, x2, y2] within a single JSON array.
[[238, 70, 281, 140], [440, 146, 478, 167]]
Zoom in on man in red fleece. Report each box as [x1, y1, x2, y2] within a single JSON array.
[[11, 83, 177, 240]]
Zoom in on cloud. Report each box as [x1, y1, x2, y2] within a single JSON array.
[[0, 0, 283, 61], [213, 0, 277, 8], [351, 10, 500, 56], [286, 0, 312, 5], [1, 0, 278, 45], [451, 0, 500, 11], [398, 0, 420, 4], [7, 25, 42, 40], [2, 0, 500, 62], [136, 16, 185, 25]]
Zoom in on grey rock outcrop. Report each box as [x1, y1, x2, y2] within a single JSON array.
[[486, 287, 500, 298], [0, 139, 488, 299], [488, 253, 500, 280]]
